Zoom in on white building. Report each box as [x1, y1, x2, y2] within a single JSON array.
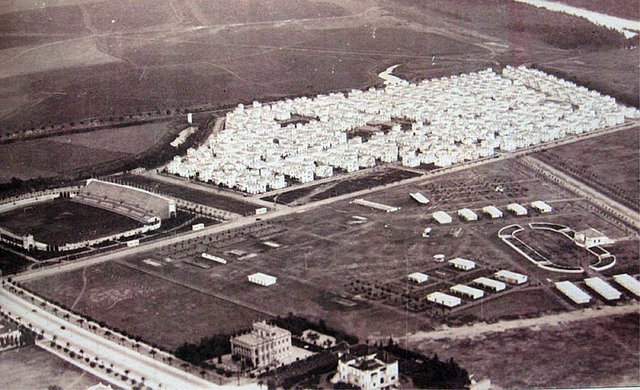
[[482, 205, 503, 219], [407, 272, 429, 284], [507, 203, 528, 216], [450, 284, 484, 300], [336, 348, 399, 390], [409, 192, 429, 205], [427, 292, 461, 308], [584, 277, 621, 301], [248, 272, 277, 286], [353, 199, 399, 213], [457, 208, 478, 221], [555, 281, 591, 304], [495, 270, 528, 285], [433, 211, 452, 224], [613, 274, 640, 297], [449, 257, 476, 271], [574, 228, 614, 248], [231, 321, 292, 368], [473, 277, 506, 292], [531, 200, 552, 213]]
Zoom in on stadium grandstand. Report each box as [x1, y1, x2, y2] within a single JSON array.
[[73, 179, 176, 224]]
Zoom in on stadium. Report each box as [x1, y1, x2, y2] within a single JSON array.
[[498, 222, 616, 273], [0, 179, 175, 252]]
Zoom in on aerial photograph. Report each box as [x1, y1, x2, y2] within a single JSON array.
[[0, 0, 638, 389]]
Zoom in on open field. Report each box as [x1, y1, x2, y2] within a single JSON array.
[[0, 0, 635, 135], [410, 313, 640, 388], [535, 126, 640, 211], [0, 120, 177, 182], [262, 167, 420, 205], [0, 0, 635, 187], [0, 198, 141, 245], [48, 121, 173, 155], [116, 174, 260, 215], [0, 138, 130, 182], [451, 288, 565, 322], [24, 261, 264, 350], [0, 345, 104, 390]]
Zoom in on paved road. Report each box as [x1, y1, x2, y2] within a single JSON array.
[[0, 287, 244, 390]]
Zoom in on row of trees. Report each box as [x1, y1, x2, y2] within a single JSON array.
[[382, 338, 471, 389], [271, 313, 359, 345]]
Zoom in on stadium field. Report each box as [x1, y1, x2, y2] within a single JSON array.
[[0, 198, 141, 245]]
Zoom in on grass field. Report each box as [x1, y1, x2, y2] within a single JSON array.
[[117, 174, 260, 215], [0, 345, 103, 390], [410, 313, 640, 388], [536, 126, 640, 211], [0, 198, 141, 245], [24, 261, 265, 350], [0, 121, 176, 182], [451, 288, 565, 322]]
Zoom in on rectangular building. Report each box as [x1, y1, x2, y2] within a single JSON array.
[[473, 277, 506, 292], [613, 274, 640, 297], [457, 208, 478, 221], [427, 292, 461, 308], [495, 270, 528, 285], [507, 203, 528, 216], [248, 272, 277, 286], [448, 257, 476, 271], [450, 284, 484, 300], [584, 277, 621, 301], [433, 211, 452, 224], [531, 200, 552, 213], [482, 206, 503, 219], [407, 272, 429, 284], [337, 349, 399, 390], [410, 192, 429, 205], [353, 198, 399, 213], [230, 321, 292, 368], [555, 281, 591, 304]]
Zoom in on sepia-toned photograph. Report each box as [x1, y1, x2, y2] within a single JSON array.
[[0, 1, 638, 389]]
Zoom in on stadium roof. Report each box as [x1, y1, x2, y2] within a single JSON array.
[[555, 281, 591, 304], [433, 211, 452, 224], [473, 277, 506, 291], [584, 277, 621, 301], [613, 274, 640, 297], [450, 284, 484, 299]]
